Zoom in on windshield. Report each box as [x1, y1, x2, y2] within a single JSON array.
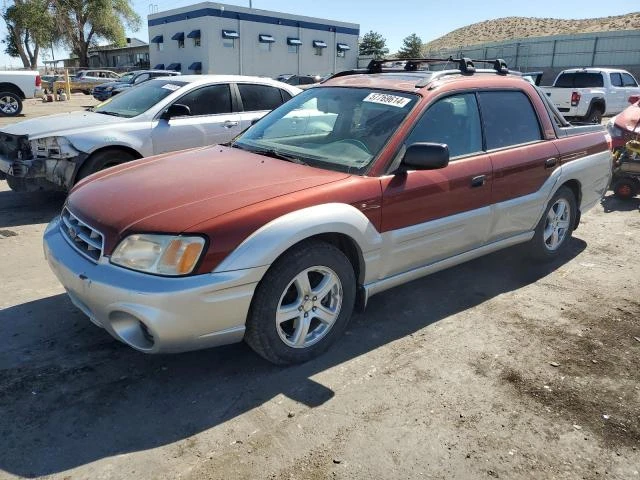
[[233, 87, 418, 174], [93, 79, 188, 118], [119, 72, 135, 83]]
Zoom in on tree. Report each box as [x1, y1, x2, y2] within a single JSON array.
[[2, 0, 57, 68], [397, 33, 423, 59], [53, 0, 141, 67], [358, 31, 389, 59]]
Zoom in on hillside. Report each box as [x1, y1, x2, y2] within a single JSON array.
[[423, 13, 640, 52]]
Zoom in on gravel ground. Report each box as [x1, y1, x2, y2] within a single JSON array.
[[0, 102, 638, 480]]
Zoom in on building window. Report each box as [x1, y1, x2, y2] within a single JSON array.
[[222, 30, 239, 48], [258, 34, 275, 52], [194, 37, 201, 47], [312, 40, 327, 56], [157, 43, 164, 51], [287, 37, 302, 54], [336, 43, 350, 58], [178, 39, 184, 48]]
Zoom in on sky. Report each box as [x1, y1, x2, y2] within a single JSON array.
[[1, 0, 639, 68]]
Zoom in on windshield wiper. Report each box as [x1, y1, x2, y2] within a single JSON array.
[[245, 146, 308, 165], [95, 111, 124, 117]]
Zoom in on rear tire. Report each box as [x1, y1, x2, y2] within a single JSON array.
[[528, 186, 577, 261], [584, 107, 603, 124], [245, 240, 356, 365], [75, 149, 137, 183], [612, 177, 639, 199], [0, 92, 22, 116]]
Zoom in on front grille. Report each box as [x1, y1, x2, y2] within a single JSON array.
[[60, 208, 104, 262]]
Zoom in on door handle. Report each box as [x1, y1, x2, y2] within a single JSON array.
[[544, 157, 558, 169], [222, 121, 239, 128], [471, 175, 486, 188]]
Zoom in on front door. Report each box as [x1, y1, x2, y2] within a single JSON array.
[[151, 83, 242, 154], [379, 92, 493, 279]]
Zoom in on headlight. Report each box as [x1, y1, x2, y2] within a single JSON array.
[[32, 136, 78, 159], [111, 234, 206, 276], [606, 120, 625, 138]]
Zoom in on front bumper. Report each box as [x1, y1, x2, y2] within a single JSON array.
[[92, 91, 111, 101], [43, 217, 267, 353], [0, 153, 86, 191]]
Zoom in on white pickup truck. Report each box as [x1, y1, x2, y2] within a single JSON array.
[[539, 68, 640, 124], [0, 70, 42, 116]]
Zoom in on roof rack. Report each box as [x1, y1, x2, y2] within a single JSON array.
[[323, 57, 510, 84]]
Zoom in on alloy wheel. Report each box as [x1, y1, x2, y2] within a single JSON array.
[[276, 266, 343, 348], [543, 198, 571, 251], [0, 96, 19, 115]]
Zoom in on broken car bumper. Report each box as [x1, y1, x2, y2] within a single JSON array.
[[43, 216, 266, 354]]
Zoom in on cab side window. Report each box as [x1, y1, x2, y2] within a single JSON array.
[[404, 93, 482, 159], [621, 73, 638, 87], [610, 73, 623, 87], [477, 91, 542, 150], [175, 84, 232, 116]]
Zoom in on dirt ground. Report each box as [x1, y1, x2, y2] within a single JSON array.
[[0, 100, 639, 480]]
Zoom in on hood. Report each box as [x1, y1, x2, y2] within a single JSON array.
[[94, 81, 129, 90], [67, 146, 350, 252], [0, 110, 125, 139], [615, 102, 640, 134]]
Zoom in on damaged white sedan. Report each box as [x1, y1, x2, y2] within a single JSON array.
[[0, 75, 300, 192]]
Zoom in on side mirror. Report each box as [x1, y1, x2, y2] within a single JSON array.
[[161, 103, 191, 120], [628, 95, 640, 105], [400, 143, 450, 171]]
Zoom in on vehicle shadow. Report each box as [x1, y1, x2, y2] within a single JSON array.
[[0, 188, 65, 228], [0, 238, 586, 477], [600, 193, 640, 213]]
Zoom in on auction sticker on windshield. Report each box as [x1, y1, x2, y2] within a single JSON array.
[[363, 93, 411, 108], [161, 84, 181, 91]]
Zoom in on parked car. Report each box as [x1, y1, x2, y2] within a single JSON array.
[[284, 74, 323, 86], [42, 61, 612, 364], [0, 70, 42, 116], [53, 69, 121, 95], [607, 95, 640, 199], [92, 70, 182, 101], [539, 68, 640, 123], [275, 74, 295, 82], [0, 75, 301, 191]]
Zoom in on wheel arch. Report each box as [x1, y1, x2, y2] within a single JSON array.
[[0, 82, 25, 99], [212, 203, 383, 285], [72, 145, 143, 183], [558, 179, 582, 229], [587, 97, 605, 115]]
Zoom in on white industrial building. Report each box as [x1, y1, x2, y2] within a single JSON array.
[[147, 2, 359, 77]]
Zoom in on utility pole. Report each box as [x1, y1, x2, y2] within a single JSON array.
[[249, 1, 252, 7]]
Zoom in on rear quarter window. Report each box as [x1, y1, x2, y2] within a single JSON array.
[[477, 91, 542, 150], [238, 84, 284, 111]]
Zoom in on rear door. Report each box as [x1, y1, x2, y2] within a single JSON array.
[[151, 83, 241, 154], [379, 92, 493, 278], [235, 83, 291, 130], [477, 90, 560, 241], [609, 73, 627, 113]]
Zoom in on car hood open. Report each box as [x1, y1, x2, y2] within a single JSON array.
[[0, 110, 124, 139], [66, 145, 350, 252], [616, 102, 640, 133]]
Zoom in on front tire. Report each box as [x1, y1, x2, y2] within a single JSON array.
[[245, 240, 356, 365], [75, 149, 137, 183], [528, 186, 577, 261], [0, 92, 22, 116]]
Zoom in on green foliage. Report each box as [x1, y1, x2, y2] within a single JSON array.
[[53, 0, 141, 65], [397, 33, 423, 59], [359, 31, 389, 59], [2, 0, 57, 67]]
